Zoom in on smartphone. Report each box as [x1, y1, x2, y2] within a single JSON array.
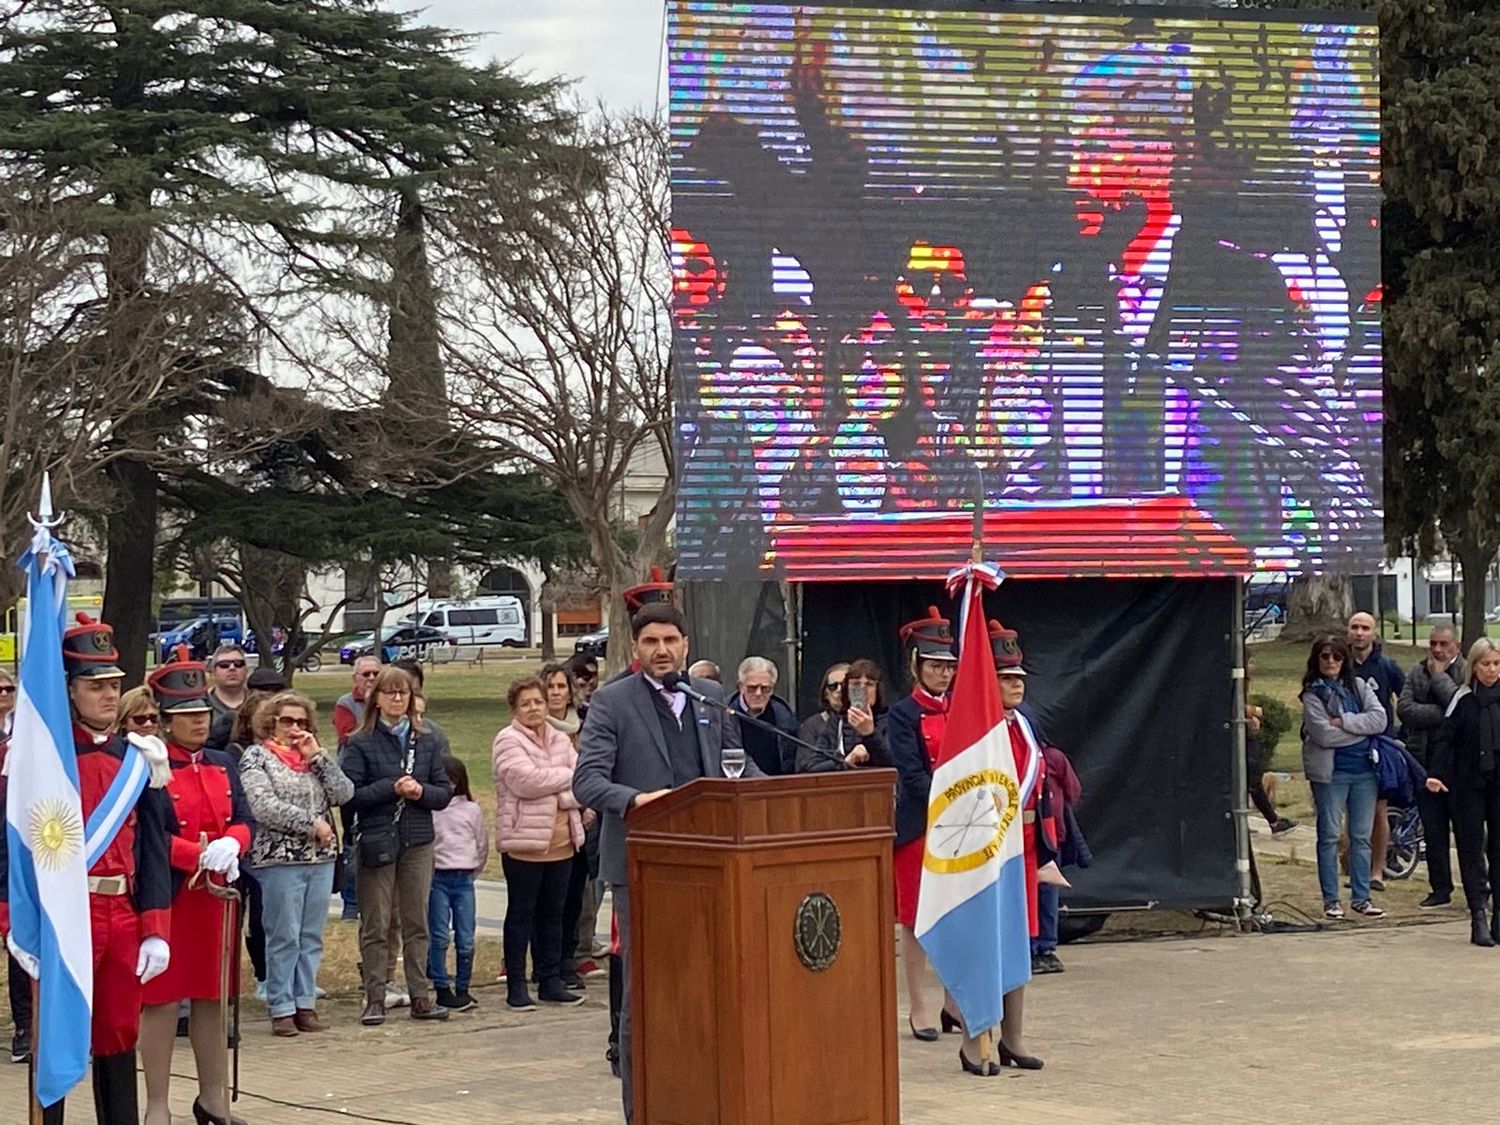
[[849, 683, 868, 711]]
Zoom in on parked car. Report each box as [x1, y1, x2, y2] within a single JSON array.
[[342, 624, 454, 665], [408, 597, 527, 648], [573, 626, 608, 659], [157, 614, 244, 664]]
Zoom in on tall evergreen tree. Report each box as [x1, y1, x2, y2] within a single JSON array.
[[0, 1, 563, 678]]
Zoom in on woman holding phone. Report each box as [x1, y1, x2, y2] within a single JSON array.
[[799, 659, 889, 772]]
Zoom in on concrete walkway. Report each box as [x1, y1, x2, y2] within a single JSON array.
[[3, 917, 1493, 1123]]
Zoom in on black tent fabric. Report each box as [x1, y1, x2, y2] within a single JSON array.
[[799, 577, 1237, 912]]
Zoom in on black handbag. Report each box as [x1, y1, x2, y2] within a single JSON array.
[[357, 820, 398, 868], [356, 726, 418, 869]]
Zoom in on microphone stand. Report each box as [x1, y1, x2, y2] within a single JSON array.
[[666, 677, 845, 767]]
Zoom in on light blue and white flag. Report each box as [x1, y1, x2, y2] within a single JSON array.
[[7, 483, 92, 1107]]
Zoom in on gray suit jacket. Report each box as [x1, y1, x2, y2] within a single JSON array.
[[573, 672, 749, 884]]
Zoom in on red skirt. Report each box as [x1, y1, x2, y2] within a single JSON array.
[[141, 883, 239, 1005], [893, 838, 925, 929]]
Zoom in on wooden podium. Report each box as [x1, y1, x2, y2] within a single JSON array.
[[625, 770, 900, 1125]]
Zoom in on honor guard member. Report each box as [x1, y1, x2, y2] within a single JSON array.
[[0, 615, 174, 1125], [885, 607, 957, 1041], [138, 655, 254, 1125]]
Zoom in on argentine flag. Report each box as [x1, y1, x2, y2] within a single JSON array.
[[914, 562, 1038, 1037], [8, 514, 92, 1106]]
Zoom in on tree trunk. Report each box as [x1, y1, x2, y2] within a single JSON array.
[[539, 568, 557, 661], [1281, 574, 1354, 643], [1454, 535, 1495, 653], [102, 458, 159, 683]]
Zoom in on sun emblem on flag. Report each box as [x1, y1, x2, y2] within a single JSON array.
[[923, 769, 1019, 875], [28, 798, 84, 871]]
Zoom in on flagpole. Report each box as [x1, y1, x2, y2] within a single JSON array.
[[27, 978, 42, 1125]]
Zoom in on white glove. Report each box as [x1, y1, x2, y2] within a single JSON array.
[[221, 856, 241, 885], [136, 936, 169, 983], [200, 837, 240, 874]]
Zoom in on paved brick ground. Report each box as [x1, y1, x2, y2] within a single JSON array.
[[2, 915, 1494, 1123]]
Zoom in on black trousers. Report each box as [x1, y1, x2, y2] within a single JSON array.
[[501, 853, 572, 986], [1452, 780, 1500, 912], [243, 869, 267, 982], [1418, 786, 1454, 897], [8, 951, 31, 1033], [560, 849, 589, 972]]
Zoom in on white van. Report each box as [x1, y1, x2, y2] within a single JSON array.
[[409, 597, 527, 648]]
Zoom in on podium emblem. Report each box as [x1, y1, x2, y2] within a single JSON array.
[[793, 892, 842, 972]]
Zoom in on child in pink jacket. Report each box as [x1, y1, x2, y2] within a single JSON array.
[[429, 757, 488, 1011]]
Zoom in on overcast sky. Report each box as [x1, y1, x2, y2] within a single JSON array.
[[414, 0, 667, 110]]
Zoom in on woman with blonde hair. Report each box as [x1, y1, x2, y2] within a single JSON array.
[[239, 692, 353, 1035], [116, 685, 161, 738], [1429, 637, 1500, 945]]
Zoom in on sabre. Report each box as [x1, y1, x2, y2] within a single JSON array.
[[190, 835, 242, 1112]]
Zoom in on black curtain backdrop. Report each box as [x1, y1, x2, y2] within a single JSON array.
[[800, 577, 1236, 912]]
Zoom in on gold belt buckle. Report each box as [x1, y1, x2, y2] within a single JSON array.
[[1022, 810, 1037, 825], [88, 875, 127, 896]]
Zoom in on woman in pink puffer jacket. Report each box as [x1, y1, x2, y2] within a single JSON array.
[[492, 675, 586, 1012]]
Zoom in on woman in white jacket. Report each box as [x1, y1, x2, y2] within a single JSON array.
[[492, 675, 585, 1012]]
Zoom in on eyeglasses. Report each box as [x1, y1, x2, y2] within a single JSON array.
[[276, 715, 310, 729], [127, 714, 159, 727], [216, 659, 247, 669], [1318, 652, 1344, 662], [824, 680, 845, 692], [356, 670, 379, 679], [379, 688, 411, 699], [0, 686, 15, 696], [574, 670, 596, 682], [741, 684, 773, 695]]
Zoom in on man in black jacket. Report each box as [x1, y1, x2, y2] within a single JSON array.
[[728, 656, 799, 774], [1398, 624, 1466, 908]]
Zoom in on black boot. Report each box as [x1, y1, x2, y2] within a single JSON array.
[[1491, 904, 1500, 946], [1471, 910, 1495, 947], [42, 1098, 64, 1125], [92, 1051, 138, 1125]]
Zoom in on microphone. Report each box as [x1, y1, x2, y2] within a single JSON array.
[[661, 670, 710, 704]]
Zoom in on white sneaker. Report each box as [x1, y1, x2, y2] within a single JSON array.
[[1323, 902, 1345, 920], [384, 983, 410, 1009]]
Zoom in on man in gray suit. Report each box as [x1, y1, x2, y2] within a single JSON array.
[[573, 602, 750, 1122]]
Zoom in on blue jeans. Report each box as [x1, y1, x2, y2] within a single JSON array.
[[1312, 770, 1379, 904], [427, 869, 477, 992], [256, 861, 337, 1018], [1032, 881, 1060, 955], [339, 841, 358, 916]]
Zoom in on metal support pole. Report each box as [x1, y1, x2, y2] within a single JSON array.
[[781, 581, 800, 707], [1229, 579, 1255, 927]]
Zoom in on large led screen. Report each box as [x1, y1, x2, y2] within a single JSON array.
[[669, 2, 1381, 581]]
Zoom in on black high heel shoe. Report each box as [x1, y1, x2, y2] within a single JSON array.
[[998, 1043, 1045, 1071], [958, 1045, 997, 1077], [908, 1016, 939, 1042], [940, 1008, 962, 1035], [192, 1097, 248, 1125]]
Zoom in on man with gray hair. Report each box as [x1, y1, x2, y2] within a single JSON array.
[[728, 656, 800, 774], [1398, 623, 1466, 909]]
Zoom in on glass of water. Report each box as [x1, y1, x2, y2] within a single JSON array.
[[721, 747, 746, 779]]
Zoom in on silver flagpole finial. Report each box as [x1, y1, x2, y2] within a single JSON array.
[[29, 472, 63, 531]]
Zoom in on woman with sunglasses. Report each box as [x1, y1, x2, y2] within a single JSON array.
[[796, 662, 850, 749], [238, 693, 353, 1035], [117, 685, 161, 737], [1301, 634, 1388, 922]]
